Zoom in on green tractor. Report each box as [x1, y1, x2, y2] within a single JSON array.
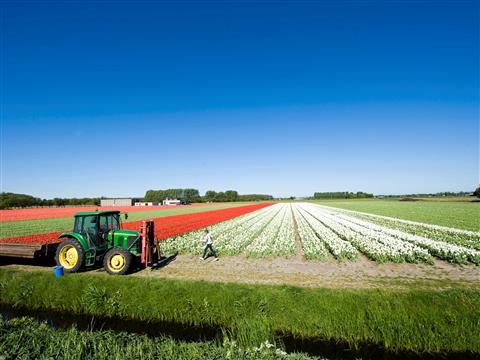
[[55, 211, 159, 275]]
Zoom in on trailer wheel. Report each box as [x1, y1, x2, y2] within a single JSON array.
[[103, 247, 132, 275], [55, 238, 84, 273]]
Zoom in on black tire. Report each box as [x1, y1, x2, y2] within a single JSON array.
[[55, 238, 85, 273], [103, 247, 133, 275]]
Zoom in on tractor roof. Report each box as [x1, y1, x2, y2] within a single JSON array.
[[74, 210, 121, 217]]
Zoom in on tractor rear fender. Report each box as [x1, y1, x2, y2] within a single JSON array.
[[58, 232, 96, 267], [58, 232, 90, 253]]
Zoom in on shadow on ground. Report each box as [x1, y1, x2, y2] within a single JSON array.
[[151, 253, 178, 270], [0, 256, 55, 268]]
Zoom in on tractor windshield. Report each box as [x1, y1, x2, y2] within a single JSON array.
[[73, 215, 98, 236], [99, 213, 120, 232]]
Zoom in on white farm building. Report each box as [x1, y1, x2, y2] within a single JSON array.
[[100, 198, 138, 206], [134, 202, 159, 206], [163, 198, 182, 206]]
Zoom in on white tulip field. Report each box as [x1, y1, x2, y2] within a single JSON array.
[[161, 203, 480, 265]]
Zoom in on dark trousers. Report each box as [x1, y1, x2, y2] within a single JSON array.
[[203, 244, 217, 259]]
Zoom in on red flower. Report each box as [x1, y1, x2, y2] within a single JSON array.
[[0, 203, 215, 222], [0, 203, 274, 245]]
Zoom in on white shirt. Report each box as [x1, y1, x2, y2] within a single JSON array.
[[204, 233, 213, 245]]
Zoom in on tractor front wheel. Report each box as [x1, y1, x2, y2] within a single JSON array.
[[103, 247, 132, 275], [55, 238, 84, 273]]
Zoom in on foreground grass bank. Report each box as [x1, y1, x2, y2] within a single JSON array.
[[0, 268, 478, 355], [312, 199, 480, 231], [0, 317, 314, 360]]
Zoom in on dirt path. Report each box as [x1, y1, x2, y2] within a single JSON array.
[[290, 205, 304, 261], [134, 254, 480, 290], [3, 255, 479, 290]]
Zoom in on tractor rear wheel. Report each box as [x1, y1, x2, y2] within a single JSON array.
[[55, 238, 84, 273], [103, 247, 132, 275]]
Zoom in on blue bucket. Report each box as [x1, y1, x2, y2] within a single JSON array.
[[53, 266, 64, 277]]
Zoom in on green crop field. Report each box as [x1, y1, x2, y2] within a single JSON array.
[[0, 202, 254, 239], [312, 198, 480, 231]]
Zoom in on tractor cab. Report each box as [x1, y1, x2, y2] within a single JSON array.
[[72, 211, 122, 249]]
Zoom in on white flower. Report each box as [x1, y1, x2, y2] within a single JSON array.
[[160, 201, 480, 265]]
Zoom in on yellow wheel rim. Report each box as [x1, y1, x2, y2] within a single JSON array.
[[108, 254, 125, 271], [59, 245, 78, 269]]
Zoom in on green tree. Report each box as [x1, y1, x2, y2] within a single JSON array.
[[214, 192, 226, 202], [224, 190, 239, 202], [474, 186, 480, 198], [144, 189, 200, 203], [204, 191, 217, 202]]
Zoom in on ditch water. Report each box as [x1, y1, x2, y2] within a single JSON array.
[[0, 304, 218, 342], [1, 304, 477, 360]]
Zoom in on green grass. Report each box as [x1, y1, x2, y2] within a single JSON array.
[[311, 199, 480, 231], [0, 202, 256, 238], [0, 317, 314, 360], [0, 268, 478, 354]]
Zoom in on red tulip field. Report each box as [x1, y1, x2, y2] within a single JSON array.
[[0, 203, 216, 222], [0, 203, 273, 245]]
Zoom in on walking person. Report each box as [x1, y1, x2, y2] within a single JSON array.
[[200, 229, 219, 261]]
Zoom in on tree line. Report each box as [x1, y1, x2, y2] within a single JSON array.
[[1, 189, 274, 209], [5, 187, 475, 209], [0, 192, 102, 210], [313, 189, 480, 199], [313, 192, 374, 199], [380, 191, 475, 198], [203, 191, 273, 202], [144, 189, 202, 203], [145, 189, 273, 203]]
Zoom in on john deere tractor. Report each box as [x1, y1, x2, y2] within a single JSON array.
[[55, 211, 159, 275]]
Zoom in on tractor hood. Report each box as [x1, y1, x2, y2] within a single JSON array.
[[109, 229, 140, 248], [113, 229, 139, 238], [108, 229, 142, 254], [108, 229, 140, 244]]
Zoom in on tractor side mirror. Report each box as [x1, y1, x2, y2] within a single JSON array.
[[125, 213, 128, 220]]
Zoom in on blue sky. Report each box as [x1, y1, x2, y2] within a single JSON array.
[[1, 1, 478, 198]]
